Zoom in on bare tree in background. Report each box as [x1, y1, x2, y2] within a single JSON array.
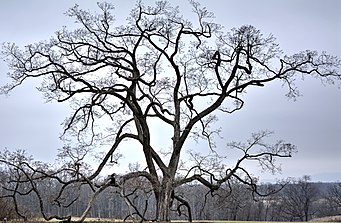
[[281, 176, 319, 221], [0, 1, 340, 222], [326, 183, 341, 215], [0, 169, 19, 220]]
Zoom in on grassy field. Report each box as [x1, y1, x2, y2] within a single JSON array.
[[6, 216, 341, 223], [9, 221, 340, 223], [4, 219, 340, 223]]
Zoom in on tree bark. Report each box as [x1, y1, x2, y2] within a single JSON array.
[[155, 178, 173, 222]]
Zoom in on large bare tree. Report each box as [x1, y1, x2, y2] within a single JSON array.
[[0, 1, 340, 222]]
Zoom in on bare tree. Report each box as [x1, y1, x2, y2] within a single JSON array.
[[0, 168, 19, 220], [281, 176, 320, 221], [0, 1, 340, 222], [215, 179, 253, 220], [326, 183, 341, 215]]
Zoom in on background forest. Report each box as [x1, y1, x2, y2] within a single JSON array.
[[1, 172, 340, 222]]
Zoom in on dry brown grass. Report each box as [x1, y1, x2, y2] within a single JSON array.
[[310, 215, 341, 222]]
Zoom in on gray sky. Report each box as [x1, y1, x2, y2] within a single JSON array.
[[0, 0, 340, 182]]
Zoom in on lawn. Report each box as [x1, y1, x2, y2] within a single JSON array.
[[6, 216, 341, 223]]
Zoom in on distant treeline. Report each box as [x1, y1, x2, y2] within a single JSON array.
[[1, 174, 340, 221]]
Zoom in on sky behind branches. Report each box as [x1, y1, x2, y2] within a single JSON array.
[[0, 0, 340, 182]]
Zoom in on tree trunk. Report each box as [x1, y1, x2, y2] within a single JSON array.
[[155, 178, 173, 222]]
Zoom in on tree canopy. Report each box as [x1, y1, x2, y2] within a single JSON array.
[[0, 1, 340, 222]]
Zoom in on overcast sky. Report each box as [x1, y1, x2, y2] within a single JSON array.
[[0, 0, 340, 182]]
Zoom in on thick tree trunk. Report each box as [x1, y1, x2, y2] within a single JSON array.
[[155, 178, 173, 222]]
